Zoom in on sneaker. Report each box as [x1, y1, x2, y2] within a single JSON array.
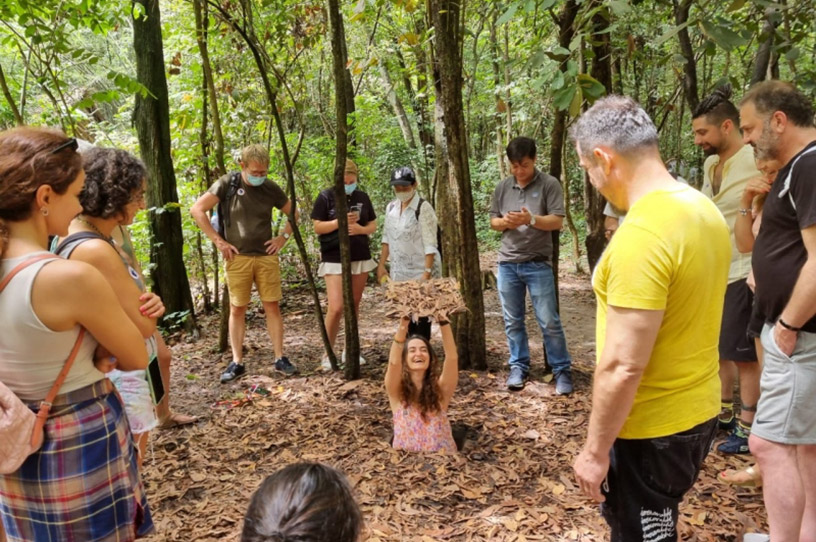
[[506, 366, 526, 391], [220, 361, 246, 383], [717, 423, 750, 454], [719, 405, 736, 431], [342, 350, 366, 366], [320, 356, 332, 371], [743, 534, 770, 542], [274, 356, 297, 376], [554, 370, 574, 395]]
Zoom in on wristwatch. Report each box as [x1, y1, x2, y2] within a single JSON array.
[[529, 214, 537, 226], [282, 232, 290, 240]]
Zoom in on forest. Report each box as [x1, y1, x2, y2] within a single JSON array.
[[1, 0, 814, 539]]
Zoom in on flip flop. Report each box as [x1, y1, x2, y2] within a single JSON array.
[[157, 412, 198, 430], [719, 465, 762, 488]]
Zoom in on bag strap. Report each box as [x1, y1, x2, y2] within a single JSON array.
[[0, 253, 87, 447], [415, 197, 424, 222]]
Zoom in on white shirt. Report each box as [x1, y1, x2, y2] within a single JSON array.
[[382, 193, 440, 281]]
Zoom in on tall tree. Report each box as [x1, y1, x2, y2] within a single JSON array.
[[132, 0, 196, 328], [429, 0, 486, 370], [673, 0, 699, 111]]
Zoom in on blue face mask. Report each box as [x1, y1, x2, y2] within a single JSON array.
[[246, 174, 266, 186], [344, 183, 357, 195]]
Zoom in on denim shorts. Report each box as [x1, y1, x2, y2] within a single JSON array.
[[601, 417, 717, 542]]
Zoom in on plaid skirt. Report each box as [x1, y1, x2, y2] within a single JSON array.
[[0, 379, 154, 541]]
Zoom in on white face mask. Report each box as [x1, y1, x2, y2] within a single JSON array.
[[395, 190, 413, 203]]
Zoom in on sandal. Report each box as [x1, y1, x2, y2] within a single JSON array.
[[719, 465, 762, 488], [157, 411, 198, 430]]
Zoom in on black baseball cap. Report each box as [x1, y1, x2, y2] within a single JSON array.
[[390, 167, 416, 186]]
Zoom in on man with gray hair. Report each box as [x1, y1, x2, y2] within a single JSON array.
[[739, 80, 816, 542], [571, 96, 730, 541]]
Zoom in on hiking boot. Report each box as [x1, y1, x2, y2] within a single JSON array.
[[220, 361, 246, 383], [506, 366, 526, 391], [554, 370, 574, 395], [274, 356, 297, 376], [718, 423, 750, 454]]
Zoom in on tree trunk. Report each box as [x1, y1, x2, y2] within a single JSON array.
[[0, 63, 23, 125], [430, 0, 486, 370], [673, 0, 699, 111], [751, 6, 779, 84], [379, 62, 417, 150], [327, 0, 361, 379], [193, 0, 226, 177], [547, 0, 581, 302], [489, 8, 507, 179], [132, 0, 196, 330], [585, 3, 613, 271]]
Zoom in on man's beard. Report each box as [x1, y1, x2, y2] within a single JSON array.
[[702, 145, 718, 157], [753, 119, 780, 161]]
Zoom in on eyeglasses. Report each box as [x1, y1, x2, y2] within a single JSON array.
[[50, 137, 78, 155]]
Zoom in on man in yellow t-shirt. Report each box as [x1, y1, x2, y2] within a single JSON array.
[[692, 84, 761, 455], [571, 96, 730, 541]]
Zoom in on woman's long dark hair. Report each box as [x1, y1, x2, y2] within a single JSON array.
[[241, 463, 362, 542], [399, 334, 442, 420]]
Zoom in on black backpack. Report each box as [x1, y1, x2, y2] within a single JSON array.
[[211, 172, 242, 239]]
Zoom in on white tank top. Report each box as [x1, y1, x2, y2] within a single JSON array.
[[0, 253, 101, 401]]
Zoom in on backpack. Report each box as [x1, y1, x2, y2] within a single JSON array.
[[210, 172, 243, 239], [0, 254, 86, 474]]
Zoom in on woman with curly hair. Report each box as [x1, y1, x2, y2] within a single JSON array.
[[0, 127, 153, 540], [54, 147, 165, 465], [384, 315, 458, 452]]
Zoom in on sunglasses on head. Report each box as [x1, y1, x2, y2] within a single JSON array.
[[50, 137, 78, 155]]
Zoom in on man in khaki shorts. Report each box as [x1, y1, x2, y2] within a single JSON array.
[[191, 144, 297, 382], [740, 81, 816, 541]]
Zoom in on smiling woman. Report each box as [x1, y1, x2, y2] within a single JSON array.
[[384, 315, 459, 453]]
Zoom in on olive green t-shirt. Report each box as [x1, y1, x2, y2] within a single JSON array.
[[207, 173, 289, 255]]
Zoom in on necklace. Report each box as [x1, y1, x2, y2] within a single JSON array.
[[76, 216, 112, 241]]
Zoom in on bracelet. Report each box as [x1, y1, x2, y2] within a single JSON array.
[[778, 318, 801, 332], [393, 337, 406, 344], [738, 208, 751, 216]]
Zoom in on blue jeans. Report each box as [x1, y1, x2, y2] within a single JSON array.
[[497, 261, 571, 374]]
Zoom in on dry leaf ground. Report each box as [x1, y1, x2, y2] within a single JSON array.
[[141, 264, 768, 541]]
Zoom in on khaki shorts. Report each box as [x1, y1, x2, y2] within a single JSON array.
[[752, 324, 816, 445], [225, 254, 281, 306]]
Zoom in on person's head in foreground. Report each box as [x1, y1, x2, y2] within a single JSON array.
[[241, 462, 362, 542], [570, 95, 662, 211], [0, 127, 83, 256]]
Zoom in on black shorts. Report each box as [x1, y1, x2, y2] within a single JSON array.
[[601, 418, 717, 542], [719, 279, 758, 362]]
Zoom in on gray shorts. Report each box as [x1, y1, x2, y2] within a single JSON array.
[[752, 324, 816, 445]]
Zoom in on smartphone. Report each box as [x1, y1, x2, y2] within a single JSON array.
[[350, 203, 363, 214], [145, 354, 166, 406]]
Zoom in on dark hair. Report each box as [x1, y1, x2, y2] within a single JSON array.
[[400, 334, 442, 420], [693, 84, 740, 127], [80, 147, 147, 219], [241, 463, 362, 542], [506, 137, 537, 163], [740, 80, 816, 128], [0, 127, 82, 257]]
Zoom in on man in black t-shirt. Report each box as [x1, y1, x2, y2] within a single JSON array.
[[739, 81, 816, 540]]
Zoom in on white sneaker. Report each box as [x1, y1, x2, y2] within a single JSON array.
[[341, 350, 366, 366], [320, 356, 332, 371], [744, 534, 770, 542]]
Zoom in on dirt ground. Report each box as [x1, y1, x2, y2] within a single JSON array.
[[142, 263, 768, 542]]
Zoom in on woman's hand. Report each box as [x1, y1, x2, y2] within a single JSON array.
[[93, 344, 117, 374], [348, 222, 365, 236], [741, 175, 772, 207], [347, 211, 359, 225], [139, 292, 165, 319]]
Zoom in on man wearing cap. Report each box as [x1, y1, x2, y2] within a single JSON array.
[[191, 143, 297, 382], [489, 136, 573, 394], [377, 166, 441, 339]]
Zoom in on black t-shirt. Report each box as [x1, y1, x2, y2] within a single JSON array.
[[752, 141, 816, 333], [310, 188, 376, 263]]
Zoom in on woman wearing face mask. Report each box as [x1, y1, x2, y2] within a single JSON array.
[[311, 159, 377, 369], [376, 167, 441, 339]]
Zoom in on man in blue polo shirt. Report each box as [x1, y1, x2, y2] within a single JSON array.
[[489, 137, 573, 394]]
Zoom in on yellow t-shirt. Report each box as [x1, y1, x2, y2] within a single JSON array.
[[593, 184, 730, 439], [701, 144, 758, 283]]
